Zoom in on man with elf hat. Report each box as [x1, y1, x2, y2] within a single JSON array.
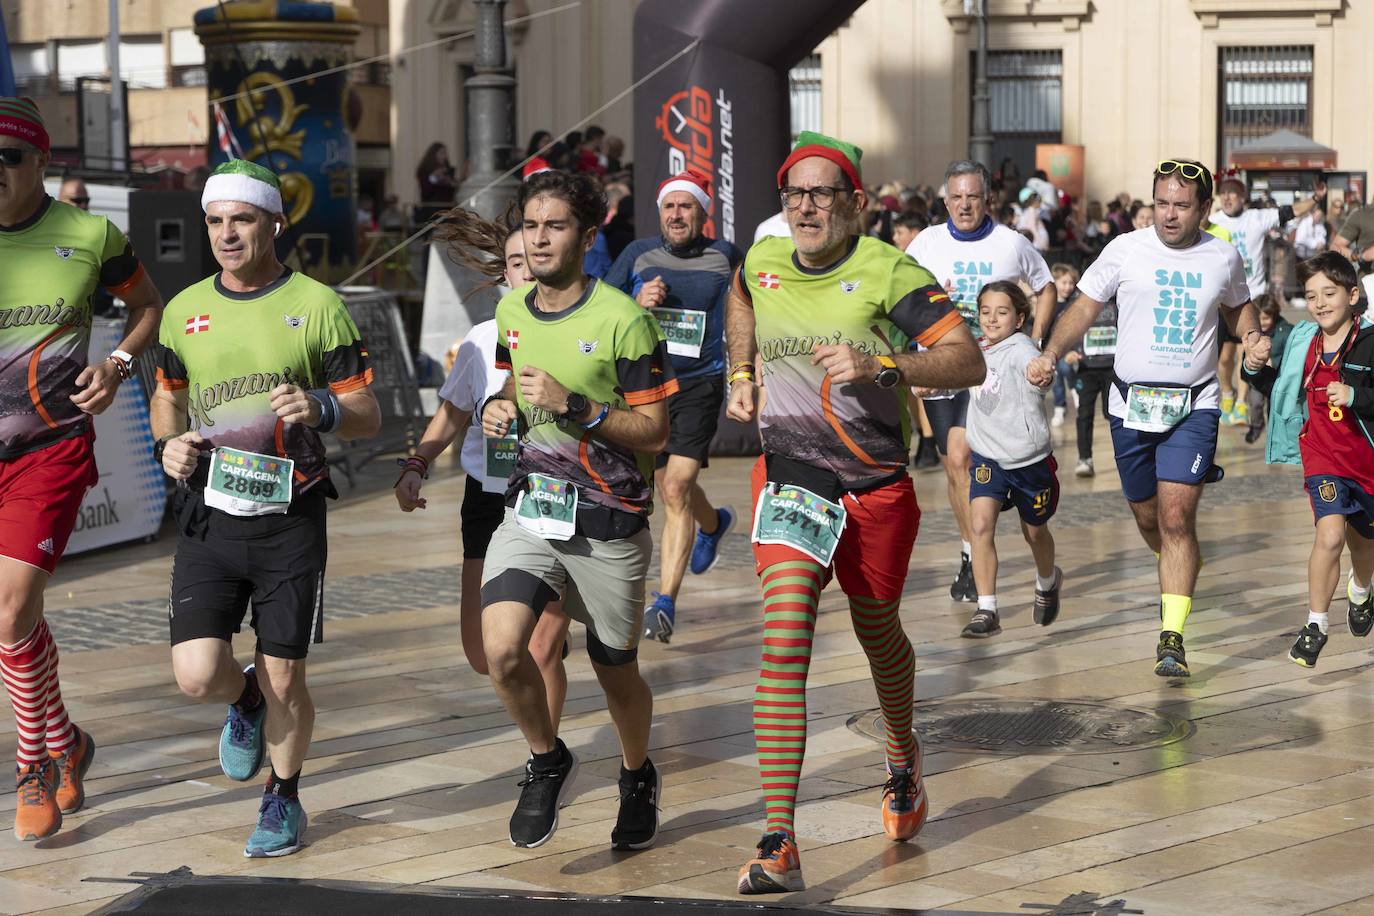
[[0, 97, 163, 842], [725, 131, 983, 893], [150, 159, 380, 857], [605, 168, 743, 643]]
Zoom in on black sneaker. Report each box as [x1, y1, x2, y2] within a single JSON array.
[[1033, 567, 1062, 626], [1289, 623, 1329, 668], [961, 609, 1000, 638], [1154, 630, 1190, 678], [950, 554, 976, 603], [509, 740, 579, 848], [610, 758, 660, 850], [1348, 581, 1373, 637]]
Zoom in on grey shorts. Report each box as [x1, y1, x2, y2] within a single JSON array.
[[480, 509, 652, 665]]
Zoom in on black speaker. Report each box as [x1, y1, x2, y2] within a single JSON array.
[[127, 190, 218, 302]]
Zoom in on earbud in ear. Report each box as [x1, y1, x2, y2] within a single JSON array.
[[274, 223, 283, 237]]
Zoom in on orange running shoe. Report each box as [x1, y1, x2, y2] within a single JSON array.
[[737, 831, 803, 894], [51, 727, 95, 814], [14, 760, 62, 842], [881, 762, 929, 841]]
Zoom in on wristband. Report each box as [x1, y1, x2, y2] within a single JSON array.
[[109, 349, 134, 380], [1348, 388, 1356, 408], [728, 367, 756, 384], [581, 401, 610, 430], [105, 354, 132, 381], [308, 388, 342, 433], [393, 455, 429, 487]]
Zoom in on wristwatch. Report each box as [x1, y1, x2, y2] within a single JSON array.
[[561, 392, 589, 425], [874, 355, 901, 389], [152, 434, 175, 464]]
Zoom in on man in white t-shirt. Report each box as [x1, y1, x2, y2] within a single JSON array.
[[1210, 175, 1316, 427], [1029, 158, 1258, 680], [906, 160, 1056, 603]]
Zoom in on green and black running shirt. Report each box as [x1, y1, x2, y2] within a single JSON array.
[[734, 235, 962, 488], [0, 197, 145, 458], [155, 269, 372, 494], [494, 278, 677, 517]]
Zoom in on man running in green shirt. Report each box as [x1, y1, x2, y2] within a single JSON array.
[[151, 160, 380, 857], [479, 170, 675, 851], [727, 132, 983, 893], [0, 96, 163, 842]]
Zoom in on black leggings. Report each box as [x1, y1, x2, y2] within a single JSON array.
[[1075, 367, 1112, 460]]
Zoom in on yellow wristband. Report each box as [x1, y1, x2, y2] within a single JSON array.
[[728, 368, 756, 384]]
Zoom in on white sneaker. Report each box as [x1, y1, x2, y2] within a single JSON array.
[[1075, 458, 1094, 478], [1052, 406, 1066, 428]]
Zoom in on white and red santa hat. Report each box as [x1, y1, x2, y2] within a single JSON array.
[[522, 156, 553, 179], [656, 169, 712, 211]]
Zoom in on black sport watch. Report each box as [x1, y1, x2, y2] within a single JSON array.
[[874, 356, 901, 389], [152, 434, 175, 464], [561, 392, 589, 425]]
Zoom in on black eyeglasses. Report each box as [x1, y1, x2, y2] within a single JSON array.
[[780, 186, 850, 211], [0, 148, 33, 168]]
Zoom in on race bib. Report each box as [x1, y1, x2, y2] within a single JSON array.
[[1124, 384, 1192, 433], [1082, 327, 1116, 358], [514, 473, 578, 541], [649, 307, 707, 359], [204, 447, 293, 517], [751, 482, 847, 566], [485, 433, 519, 481]]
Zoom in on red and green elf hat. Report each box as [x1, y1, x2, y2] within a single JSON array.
[[776, 130, 862, 190], [0, 97, 49, 152]]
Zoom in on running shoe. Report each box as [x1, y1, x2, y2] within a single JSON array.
[[642, 592, 676, 644], [1154, 630, 1190, 678], [1349, 580, 1373, 637], [961, 609, 1001, 639], [880, 763, 928, 841], [950, 553, 976, 603], [1033, 567, 1062, 626], [1075, 458, 1094, 478], [1227, 402, 1249, 427], [51, 726, 95, 814], [610, 758, 660, 850], [244, 791, 307, 857], [509, 741, 579, 848], [13, 760, 61, 842], [219, 665, 267, 782], [689, 506, 736, 575], [737, 831, 803, 894], [1051, 405, 1065, 428], [1289, 623, 1328, 668]]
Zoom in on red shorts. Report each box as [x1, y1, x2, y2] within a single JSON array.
[[749, 456, 919, 603], [0, 431, 99, 574]]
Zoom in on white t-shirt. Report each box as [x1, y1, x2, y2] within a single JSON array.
[[1210, 207, 1280, 298], [906, 221, 1053, 398], [437, 320, 510, 493], [1078, 228, 1249, 418], [754, 210, 791, 243], [1016, 208, 1050, 252]]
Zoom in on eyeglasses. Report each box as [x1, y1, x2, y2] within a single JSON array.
[[0, 148, 33, 168], [780, 186, 850, 211], [1155, 160, 1205, 180]]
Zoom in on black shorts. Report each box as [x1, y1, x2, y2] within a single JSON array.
[[461, 474, 506, 559], [1218, 326, 1241, 346], [922, 390, 970, 455], [656, 374, 723, 468], [168, 489, 328, 660]]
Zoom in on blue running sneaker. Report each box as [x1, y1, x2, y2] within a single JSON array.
[[244, 791, 307, 857], [643, 592, 676, 644], [219, 666, 266, 782], [689, 506, 736, 575]]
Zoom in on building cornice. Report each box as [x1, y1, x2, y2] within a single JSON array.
[[1189, 0, 1342, 28], [939, 0, 1092, 33]]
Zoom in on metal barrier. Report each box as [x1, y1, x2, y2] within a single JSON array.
[[330, 286, 427, 485]]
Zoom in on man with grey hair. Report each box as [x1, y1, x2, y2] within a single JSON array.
[[906, 159, 1056, 610]]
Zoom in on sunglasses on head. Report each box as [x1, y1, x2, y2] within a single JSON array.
[[0, 148, 34, 167], [1154, 159, 1214, 196]]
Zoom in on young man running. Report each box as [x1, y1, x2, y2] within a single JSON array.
[[478, 170, 675, 851], [727, 132, 983, 893], [906, 160, 1054, 603], [605, 169, 742, 643], [0, 97, 163, 841], [1029, 159, 1258, 678], [152, 160, 380, 856]]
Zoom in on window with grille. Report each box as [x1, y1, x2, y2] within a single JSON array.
[[971, 50, 1062, 185], [1217, 45, 1313, 168], [789, 54, 822, 142]]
